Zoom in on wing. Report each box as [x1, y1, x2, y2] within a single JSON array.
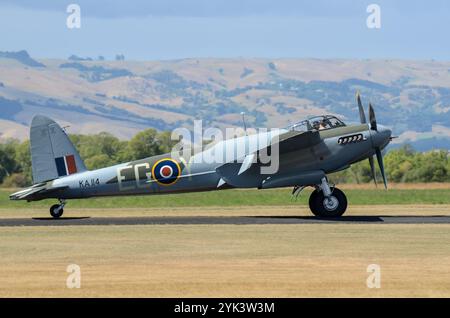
[[271, 130, 321, 155], [215, 130, 321, 188]]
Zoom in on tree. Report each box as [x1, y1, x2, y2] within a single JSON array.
[[384, 145, 416, 182], [156, 131, 177, 153], [1, 173, 29, 187], [70, 133, 127, 168], [84, 154, 116, 170], [0, 140, 20, 183], [14, 140, 32, 184], [126, 129, 162, 160]]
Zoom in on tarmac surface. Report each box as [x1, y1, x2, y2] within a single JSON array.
[[1, 215, 450, 226]]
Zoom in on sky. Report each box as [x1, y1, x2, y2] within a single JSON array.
[[0, 0, 449, 60]]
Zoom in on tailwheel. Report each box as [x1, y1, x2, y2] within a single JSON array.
[[309, 187, 347, 217], [50, 200, 66, 218]]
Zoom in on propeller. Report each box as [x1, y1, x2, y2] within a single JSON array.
[[368, 102, 377, 131], [368, 156, 377, 187], [375, 147, 388, 189], [356, 93, 387, 189], [356, 91, 366, 124]]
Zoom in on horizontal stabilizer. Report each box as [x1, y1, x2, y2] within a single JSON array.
[[9, 183, 68, 201]]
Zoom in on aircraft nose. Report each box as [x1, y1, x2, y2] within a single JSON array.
[[371, 125, 392, 149]]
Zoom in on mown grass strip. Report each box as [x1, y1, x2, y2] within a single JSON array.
[[1, 188, 449, 209]]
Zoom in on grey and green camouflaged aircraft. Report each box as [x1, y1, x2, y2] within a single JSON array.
[[10, 93, 392, 218]]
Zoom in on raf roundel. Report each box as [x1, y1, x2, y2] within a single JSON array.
[[151, 158, 181, 185]]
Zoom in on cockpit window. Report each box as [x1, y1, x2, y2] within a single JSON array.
[[289, 115, 345, 132]]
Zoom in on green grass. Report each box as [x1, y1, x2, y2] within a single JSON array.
[[1, 188, 450, 209]]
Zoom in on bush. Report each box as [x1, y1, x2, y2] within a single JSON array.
[[1, 173, 29, 188]]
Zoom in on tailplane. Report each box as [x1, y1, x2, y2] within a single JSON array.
[[30, 115, 87, 184]]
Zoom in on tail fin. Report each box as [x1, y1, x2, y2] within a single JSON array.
[[30, 115, 87, 184]]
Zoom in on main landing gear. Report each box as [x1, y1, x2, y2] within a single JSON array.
[[49, 199, 66, 218], [294, 177, 347, 217]]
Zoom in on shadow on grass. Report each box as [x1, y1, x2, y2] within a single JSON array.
[[32, 217, 91, 221], [248, 215, 450, 222]]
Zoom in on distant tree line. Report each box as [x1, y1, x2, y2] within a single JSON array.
[[330, 145, 450, 184], [0, 129, 174, 187], [0, 131, 449, 187]]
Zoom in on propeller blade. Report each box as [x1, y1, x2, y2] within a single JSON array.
[[369, 103, 377, 131], [368, 156, 377, 187], [356, 91, 367, 124], [375, 147, 387, 189]]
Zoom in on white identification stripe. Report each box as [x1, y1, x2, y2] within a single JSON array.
[[63, 156, 69, 174]]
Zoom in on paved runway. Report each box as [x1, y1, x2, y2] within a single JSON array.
[[1, 215, 450, 226]]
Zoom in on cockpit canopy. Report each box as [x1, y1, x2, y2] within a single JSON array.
[[288, 115, 346, 132]]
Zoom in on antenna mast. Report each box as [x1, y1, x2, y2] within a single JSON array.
[[240, 112, 247, 135]]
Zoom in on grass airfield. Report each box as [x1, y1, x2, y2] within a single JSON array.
[[0, 185, 450, 297]]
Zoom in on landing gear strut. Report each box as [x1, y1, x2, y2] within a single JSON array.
[[50, 199, 66, 218], [308, 177, 347, 217]]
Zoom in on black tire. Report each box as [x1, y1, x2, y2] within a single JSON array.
[[50, 204, 63, 218], [309, 187, 347, 217], [308, 189, 321, 215]]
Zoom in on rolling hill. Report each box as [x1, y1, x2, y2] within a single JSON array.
[[1, 50, 450, 150]]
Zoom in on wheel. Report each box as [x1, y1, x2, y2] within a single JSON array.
[[309, 187, 347, 217], [308, 189, 321, 215], [50, 204, 64, 218]]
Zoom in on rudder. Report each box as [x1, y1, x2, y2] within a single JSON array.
[[30, 115, 87, 184]]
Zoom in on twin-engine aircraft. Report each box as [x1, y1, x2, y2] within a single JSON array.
[[10, 93, 392, 218]]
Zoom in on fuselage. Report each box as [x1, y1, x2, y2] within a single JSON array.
[[34, 123, 390, 201]]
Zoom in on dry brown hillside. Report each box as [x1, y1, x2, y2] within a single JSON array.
[[1, 53, 449, 150]]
